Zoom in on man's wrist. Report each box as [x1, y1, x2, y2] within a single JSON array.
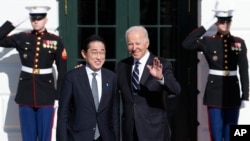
[[157, 75, 164, 85], [159, 75, 164, 80]]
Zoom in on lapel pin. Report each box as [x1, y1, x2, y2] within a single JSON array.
[[106, 81, 111, 87]]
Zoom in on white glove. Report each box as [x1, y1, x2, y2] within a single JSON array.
[[10, 16, 29, 27], [240, 100, 249, 108], [203, 17, 217, 30], [53, 100, 59, 109]]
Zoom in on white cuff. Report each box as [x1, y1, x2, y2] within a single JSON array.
[[53, 100, 59, 108], [157, 77, 164, 85], [203, 17, 217, 31], [240, 100, 249, 108]]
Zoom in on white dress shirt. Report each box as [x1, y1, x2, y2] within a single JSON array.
[[86, 65, 102, 102], [133, 50, 164, 84], [132, 50, 150, 81]]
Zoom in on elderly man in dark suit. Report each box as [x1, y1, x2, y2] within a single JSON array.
[[116, 25, 181, 141], [56, 35, 120, 141]]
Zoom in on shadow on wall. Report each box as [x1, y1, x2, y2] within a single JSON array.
[[0, 48, 22, 141]]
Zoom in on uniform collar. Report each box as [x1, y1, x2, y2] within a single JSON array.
[[215, 32, 231, 39], [32, 29, 48, 36]]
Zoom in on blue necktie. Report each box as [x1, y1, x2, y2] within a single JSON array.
[[91, 73, 100, 140], [132, 61, 140, 95]]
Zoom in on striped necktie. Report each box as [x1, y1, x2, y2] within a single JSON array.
[[132, 61, 140, 95]]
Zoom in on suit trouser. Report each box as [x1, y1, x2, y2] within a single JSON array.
[[19, 106, 54, 141], [207, 107, 239, 141], [133, 124, 139, 141]]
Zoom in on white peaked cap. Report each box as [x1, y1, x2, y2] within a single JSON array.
[[212, 0, 235, 17], [25, 6, 51, 14]]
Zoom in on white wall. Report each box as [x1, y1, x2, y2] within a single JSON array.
[[0, 0, 58, 141], [197, 0, 250, 141]]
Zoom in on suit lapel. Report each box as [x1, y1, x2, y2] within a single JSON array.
[[98, 69, 112, 112], [78, 66, 96, 110], [127, 58, 135, 96], [140, 53, 154, 85]]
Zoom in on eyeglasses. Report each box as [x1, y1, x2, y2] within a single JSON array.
[[89, 51, 106, 56]]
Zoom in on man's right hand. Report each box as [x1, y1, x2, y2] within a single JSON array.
[[10, 16, 29, 27], [203, 17, 217, 30]]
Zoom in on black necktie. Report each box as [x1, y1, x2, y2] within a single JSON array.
[[91, 73, 100, 139], [132, 61, 140, 95]]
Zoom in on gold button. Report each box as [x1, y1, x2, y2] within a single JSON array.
[[224, 40, 227, 43], [36, 47, 40, 51], [225, 66, 228, 69], [36, 53, 39, 57], [37, 37, 41, 40], [34, 64, 38, 68], [25, 47, 28, 50], [49, 80, 52, 83], [224, 55, 228, 58], [35, 59, 38, 62], [225, 49, 228, 52], [23, 54, 28, 59], [224, 44, 227, 47], [37, 42, 40, 45], [213, 51, 217, 54], [225, 60, 228, 63]]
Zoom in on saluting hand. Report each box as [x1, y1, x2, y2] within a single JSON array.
[[146, 57, 163, 80]]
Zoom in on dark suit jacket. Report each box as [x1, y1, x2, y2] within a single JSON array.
[[56, 66, 120, 141], [117, 53, 181, 141], [182, 26, 249, 107]]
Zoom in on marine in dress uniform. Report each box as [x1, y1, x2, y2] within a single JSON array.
[[182, 1, 249, 141], [0, 6, 67, 141]]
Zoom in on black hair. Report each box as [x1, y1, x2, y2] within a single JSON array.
[[81, 35, 106, 51]]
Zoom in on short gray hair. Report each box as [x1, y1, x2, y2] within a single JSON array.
[[125, 26, 149, 42]]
